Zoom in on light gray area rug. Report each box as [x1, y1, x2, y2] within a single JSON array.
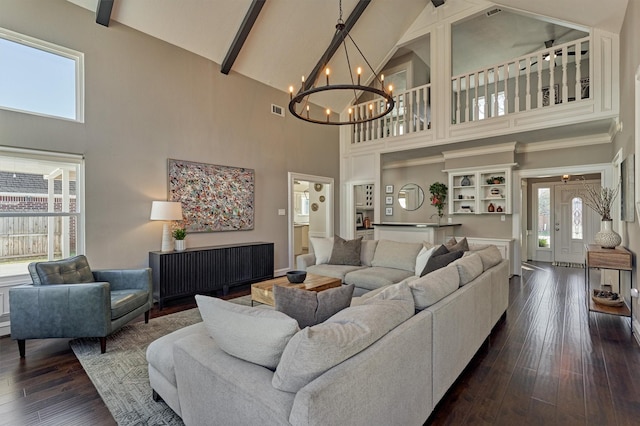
[[70, 295, 253, 426]]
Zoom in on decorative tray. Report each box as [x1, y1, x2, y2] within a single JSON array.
[[591, 290, 625, 307]]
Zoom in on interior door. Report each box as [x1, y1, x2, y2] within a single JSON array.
[[553, 183, 598, 265]]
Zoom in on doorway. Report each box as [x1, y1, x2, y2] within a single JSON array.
[[513, 163, 614, 276], [287, 172, 334, 271]]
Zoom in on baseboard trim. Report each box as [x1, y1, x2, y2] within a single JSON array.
[[0, 321, 10, 338], [633, 317, 640, 346]]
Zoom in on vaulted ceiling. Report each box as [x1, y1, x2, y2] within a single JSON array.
[[67, 0, 628, 113]]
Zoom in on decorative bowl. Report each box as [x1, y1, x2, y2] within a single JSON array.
[[286, 270, 307, 283], [592, 289, 625, 307]]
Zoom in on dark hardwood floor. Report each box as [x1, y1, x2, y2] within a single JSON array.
[[1, 263, 639, 425]]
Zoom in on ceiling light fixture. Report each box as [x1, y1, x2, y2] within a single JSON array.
[[288, 0, 394, 126]]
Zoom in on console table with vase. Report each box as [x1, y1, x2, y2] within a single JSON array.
[[584, 244, 633, 329]]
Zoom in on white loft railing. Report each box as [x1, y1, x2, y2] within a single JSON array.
[[451, 37, 591, 124], [351, 83, 431, 144]]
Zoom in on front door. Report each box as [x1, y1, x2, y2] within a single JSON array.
[[553, 182, 599, 265]]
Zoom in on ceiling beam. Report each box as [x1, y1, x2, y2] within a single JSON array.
[[303, 0, 371, 91], [221, 0, 266, 75], [96, 0, 114, 27]]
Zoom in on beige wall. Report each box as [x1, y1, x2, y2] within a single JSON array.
[[615, 0, 640, 327], [1, 0, 339, 271]]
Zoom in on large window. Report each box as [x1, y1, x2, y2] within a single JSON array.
[[0, 147, 84, 280], [0, 27, 84, 122]]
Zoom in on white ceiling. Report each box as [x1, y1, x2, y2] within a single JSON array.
[[66, 0, 628, 113]]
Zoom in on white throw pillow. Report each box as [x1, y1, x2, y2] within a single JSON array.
[[408, 264, 460, 309], [415, 245, 436, 276], [309, 236, 334, 265], [371, 240, 423, 273], [272, 282, 414, 392], [195, 295, 300, 370]]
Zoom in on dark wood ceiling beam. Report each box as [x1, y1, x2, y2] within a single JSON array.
[[303, 0, 370, 91], [96, 0, 114, 27], [221, 0, 266, 75]]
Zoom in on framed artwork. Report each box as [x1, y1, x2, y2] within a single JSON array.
[[385, 207, 393, 216], [356, 212, 364, 227], [621, 154, 635, 222], [168, 159, 254, 232], [542, 84, 560, 106], [385, 185, 394, 194], [385, 196, 393, 205]]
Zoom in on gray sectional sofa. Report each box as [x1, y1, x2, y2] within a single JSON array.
[[146, 243, 509, 426]]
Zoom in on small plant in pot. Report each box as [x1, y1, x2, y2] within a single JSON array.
[[486, 176, 505, 185], [172, 228, 187, 251]]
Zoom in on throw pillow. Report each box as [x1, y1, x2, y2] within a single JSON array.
[[447, 237, 469, 253], [360, 240, 379, 266], [272, 282, 414, 393], [195, 295, 300, 370], [328, 235, 362, 266], [472, 245, 503, 270], [420, 244, 449, 277], [409, 264, 460, 309], [371, 240, 423, 273], [273, 284, 355, 328], [309, 236, 334, 265], [415, 245, 436, 276], [422, 245, 464, 275], [450, 252, 483, 285]]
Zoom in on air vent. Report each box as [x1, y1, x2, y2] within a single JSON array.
[[271, 104, 285, 117], [486, 8, 502, 17]]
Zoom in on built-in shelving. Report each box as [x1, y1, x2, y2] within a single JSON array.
[[447, 167, 512, 215]]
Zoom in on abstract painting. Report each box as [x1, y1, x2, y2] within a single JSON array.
[[168, 159, 254, 232]]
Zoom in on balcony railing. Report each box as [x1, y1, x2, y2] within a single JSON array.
[[452, 37, 590, 123], [349, 36, 592, 145], [351, 83, 431, 144]]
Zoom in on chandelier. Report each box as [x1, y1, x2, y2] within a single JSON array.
[[288, 0, 395, 125]]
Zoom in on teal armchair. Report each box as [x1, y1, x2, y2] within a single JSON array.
[[9, 255, 153, 357]]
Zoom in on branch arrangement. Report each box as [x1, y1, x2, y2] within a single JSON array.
[[581, 179, 619, 221]]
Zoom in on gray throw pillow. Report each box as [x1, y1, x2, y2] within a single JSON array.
[[328, 235, 362, 266], [420, 245, 448, 277], [274, 284, 355, 328], [422, 246, 464, 275], [446, 237, 469, 253]]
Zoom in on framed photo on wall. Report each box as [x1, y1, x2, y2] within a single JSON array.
[[385, 207, 393, 216], [385, 196, 393, 205], [385, 185, 394, 194]]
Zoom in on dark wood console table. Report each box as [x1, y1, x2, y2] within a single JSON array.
[[149, 242, 274, 309], [584, 244, 633, 329]]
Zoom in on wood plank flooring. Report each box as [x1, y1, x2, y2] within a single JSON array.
[[0, 263, 638, 425]]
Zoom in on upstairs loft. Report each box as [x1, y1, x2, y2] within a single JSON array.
[[341, 9, 619, 155]]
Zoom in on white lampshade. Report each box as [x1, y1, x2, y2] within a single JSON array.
[[150, 201, 183, 252], [150, 201, 183, 221]]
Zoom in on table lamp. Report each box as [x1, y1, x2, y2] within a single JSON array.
[[150, 201, 183, 252]]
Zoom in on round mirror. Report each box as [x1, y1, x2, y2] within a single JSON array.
[[398, 183, 425, 211]]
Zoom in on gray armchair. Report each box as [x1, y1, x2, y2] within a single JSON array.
[[9, 255, 153, 357]]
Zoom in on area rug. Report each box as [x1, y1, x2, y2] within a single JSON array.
[[70, 295, 253, 425]]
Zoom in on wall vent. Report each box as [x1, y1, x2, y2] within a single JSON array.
[[486, 8, 502, 17], [271, 104, 285, 117]]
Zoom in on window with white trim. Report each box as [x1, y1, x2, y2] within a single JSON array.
[[0, 27, 84, 122], [0, 147, 84, 280]]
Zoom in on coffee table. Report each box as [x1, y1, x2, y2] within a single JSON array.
[[251, 273, 342, 306]]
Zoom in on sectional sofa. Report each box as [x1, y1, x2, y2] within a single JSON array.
[[146, 242, 509, 425]]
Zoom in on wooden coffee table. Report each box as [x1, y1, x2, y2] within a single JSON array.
[[251, 274, 342, 306]]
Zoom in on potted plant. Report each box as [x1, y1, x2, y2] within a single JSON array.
[[582, 179, 621, 248], [172, 228, 187, 251], [486, 176, 505, 185], [429, 182, 448, 219]]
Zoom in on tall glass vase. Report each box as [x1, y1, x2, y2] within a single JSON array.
[[594, 220, 621, 248]]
